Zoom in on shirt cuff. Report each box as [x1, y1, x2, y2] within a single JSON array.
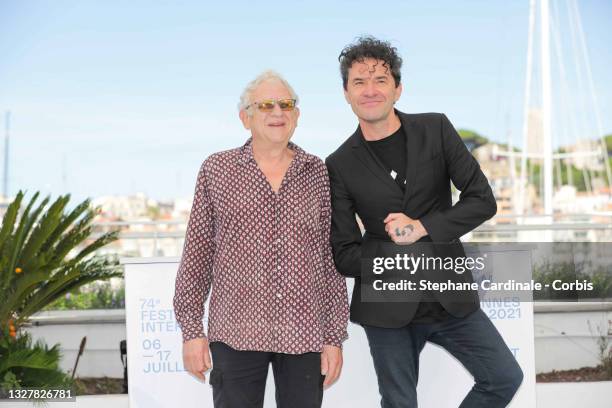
[[323, 329, 348, 348], [179, 319, 206, 343]]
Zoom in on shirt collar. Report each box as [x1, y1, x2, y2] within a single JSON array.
[[238, 137, 314, 167]]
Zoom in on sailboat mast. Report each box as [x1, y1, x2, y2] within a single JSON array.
[[518, 0, 537, 216], [541, 0, 553, 215]]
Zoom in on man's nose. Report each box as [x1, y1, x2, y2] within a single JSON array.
[[270, 102, 284, 116], [363, 81, 377, 96]]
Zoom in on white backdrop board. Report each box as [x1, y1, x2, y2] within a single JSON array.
[[122, 249, 536, 407]]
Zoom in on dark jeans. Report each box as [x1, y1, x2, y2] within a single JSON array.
[[208, 342, 324, 408], [362, 308, 524, 408]]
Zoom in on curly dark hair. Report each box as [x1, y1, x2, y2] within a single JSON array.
[[338, 36, 403, 90]]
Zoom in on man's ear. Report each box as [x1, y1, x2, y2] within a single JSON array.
[[239, 109, 250, 130], [343, 89, 351, 104], [394, 83, 403, 103]]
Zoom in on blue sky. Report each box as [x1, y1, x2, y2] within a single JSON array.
[[1, 0, 611, 204]]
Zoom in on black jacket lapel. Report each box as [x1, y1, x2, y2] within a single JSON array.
[[349, 126, 402, 193], [397, 111, 421, 208]]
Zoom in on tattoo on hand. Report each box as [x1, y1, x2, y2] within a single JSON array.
[[395, 224, 414, 237]]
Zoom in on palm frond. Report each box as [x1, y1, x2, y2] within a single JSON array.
[[19, 257, 123, 319], [7, 192, 45, 279], [1, 191, 120, 327], [19, 195, 71, 271], [0, 190, 24, 253]]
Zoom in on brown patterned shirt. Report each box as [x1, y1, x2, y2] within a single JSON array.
[[173, 138, 349, 354]]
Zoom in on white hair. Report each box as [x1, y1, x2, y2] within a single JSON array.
[[238, 70, 299, 115]]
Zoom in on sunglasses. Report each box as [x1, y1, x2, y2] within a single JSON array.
[[247, 98, 297, 112]]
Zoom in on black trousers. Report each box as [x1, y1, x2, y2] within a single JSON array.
[[363, 308, 523, 407], [209, 342, 324, 408]]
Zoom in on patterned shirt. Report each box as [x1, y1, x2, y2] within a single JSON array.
[[173, 138, 349, 354]]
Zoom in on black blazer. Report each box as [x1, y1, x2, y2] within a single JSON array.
[[325, 110, 497, 327]]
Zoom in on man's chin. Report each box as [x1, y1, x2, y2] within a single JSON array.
[[357, 110, 388, 123], [261, 132, 293, 144]]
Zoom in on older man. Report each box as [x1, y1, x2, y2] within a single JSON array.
[[173, 70, 349, 408]]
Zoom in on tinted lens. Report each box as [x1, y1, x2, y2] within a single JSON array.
[[257, 100, 276, 111], [278, 99, 296, 111]]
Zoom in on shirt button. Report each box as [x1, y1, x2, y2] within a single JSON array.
[[277, 265, 282, 270], [275, 238, 281, 244], [276, 293, 283, 299]]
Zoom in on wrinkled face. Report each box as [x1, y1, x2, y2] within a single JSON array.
[[239, 79, 300, 145], [344, 58, 402, 124]]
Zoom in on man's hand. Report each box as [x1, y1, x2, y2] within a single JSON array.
[[321, 345, 343, 388], [384, 213, 427, 244], [183, 337, 212, 382]]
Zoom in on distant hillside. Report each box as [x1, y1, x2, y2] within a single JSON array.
[[458, 130, 611, 157], [458, 129, 489, 152]]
